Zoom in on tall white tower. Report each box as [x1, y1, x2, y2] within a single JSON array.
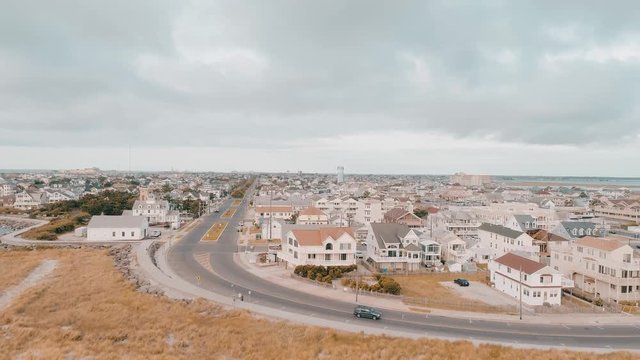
[[337, 166, 344, 183]]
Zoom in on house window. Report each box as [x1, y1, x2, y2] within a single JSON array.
[[325, 254, 331, 261], [340, 243, 351, 250], [121, 232, 125, 237], [340, 253, 347, 261], [325, 243, 333, 250], [112, 232, 116, 237], [131, 231, 134, 237]]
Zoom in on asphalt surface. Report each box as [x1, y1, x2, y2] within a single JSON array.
[[167, 189, 640, 351]]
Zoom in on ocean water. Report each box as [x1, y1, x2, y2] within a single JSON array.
[[496, 176, 640, 189]]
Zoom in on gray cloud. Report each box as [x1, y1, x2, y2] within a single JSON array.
[[1, 0, 640, 150]]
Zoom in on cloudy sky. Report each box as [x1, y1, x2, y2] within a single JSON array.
[[2, 1, 640, 176]]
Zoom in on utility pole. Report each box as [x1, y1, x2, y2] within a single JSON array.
[[519, 265, 523, 320], [268, 189, 273, 240], [355, 273, 360, 303]]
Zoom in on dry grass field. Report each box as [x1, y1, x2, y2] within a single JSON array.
[[201, 222, 227, 241], [0, 248, 56, 289], [0, 248, 636, 359], [392, 272, 514, 313], [231, 199, 242, 207]]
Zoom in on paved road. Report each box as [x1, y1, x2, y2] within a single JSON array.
[[167, 188, 640, 351]]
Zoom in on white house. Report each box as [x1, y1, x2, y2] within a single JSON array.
[[132, 189, 180, 229], [365, 223, 422, 272], [278, 227, 357, 267], [419, 239, 441, 266], [489, 252, 563, 306], [478, 223, 538, 261], [434, 230, 473, 264], [254, 206, 294, 224], [13, 190, 48, 210], [87, 215, 149, 241]]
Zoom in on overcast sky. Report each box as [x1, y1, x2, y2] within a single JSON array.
[[2, 1, 640, 176]]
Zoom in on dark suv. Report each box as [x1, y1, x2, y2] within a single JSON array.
[[454, 278, 470, 287], [353, 306, 382, 320]]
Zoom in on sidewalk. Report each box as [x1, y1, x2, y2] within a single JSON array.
[[235, 253, 640, 326], [235, 253, 412, 312]]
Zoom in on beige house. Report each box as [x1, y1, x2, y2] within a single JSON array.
[[297, 207, 329, 225], [550, 236, 640, 303], [278, 227, 357, 267], [255, 205, 294, 224], [592, 198, 640, 224]]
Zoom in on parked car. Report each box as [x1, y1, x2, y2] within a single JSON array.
[[353, 306, 382, 320], [214, 209, 220, 213], [454, 278, 469, 287], [355, 251, 365, 259]]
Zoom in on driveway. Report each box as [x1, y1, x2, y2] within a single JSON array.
[[441, 281, 519, 307]]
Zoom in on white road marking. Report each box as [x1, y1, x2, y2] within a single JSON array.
[[562, 324, 570, 329]]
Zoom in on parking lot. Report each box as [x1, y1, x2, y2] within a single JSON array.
[[441, 281, 520, 307]]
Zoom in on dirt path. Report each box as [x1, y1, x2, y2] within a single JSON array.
[[0, 259, 58, 311]]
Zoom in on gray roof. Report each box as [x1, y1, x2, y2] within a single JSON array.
[[478, 223, 524, 239], [404, 243, 420, 252], [88, 215, 147, 229], [561, 221, 596, 231], [513, 214, 535, 230], [369, 223, 411, 250]]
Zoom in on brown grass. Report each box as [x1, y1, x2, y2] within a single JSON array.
[[0, 248, 635, 359], [0, 248, 54, 289], [222, 208, 237, 219], [392, 272, 513, 313], [201, 222, 226, 241], [231, 199, 242, 207]]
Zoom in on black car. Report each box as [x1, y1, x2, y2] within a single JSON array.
[[353, 306, 382, 320], [454, 278, 470, 287]]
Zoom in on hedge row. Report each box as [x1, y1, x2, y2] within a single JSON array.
[[341, 275, 402, 295], [294, 264, 357, 284]]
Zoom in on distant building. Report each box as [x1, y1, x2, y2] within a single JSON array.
[[87, 215, 148, 241], [337, 166, 344, 184], [132, 188, 180, 229], [450, 172, 492, 187]]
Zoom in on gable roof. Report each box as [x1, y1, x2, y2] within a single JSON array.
[[88, 215, 147, 229], [291, 227, 354, 246], [575, 236, 627, 252], [478, 223, 524, 239], [299, 207, 327, 216], [255, 206, 293, 213], [494, 252, 546, 275], [369, 223, 411, 249]]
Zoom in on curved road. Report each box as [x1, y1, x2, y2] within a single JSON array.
[[167, 189, 640, 351]]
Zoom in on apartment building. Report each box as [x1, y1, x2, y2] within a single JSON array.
[[592, 198, 640, 224], [489, 252, 563, 306], [354, 199, 383, 224], [550, 236, 640, 303]]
